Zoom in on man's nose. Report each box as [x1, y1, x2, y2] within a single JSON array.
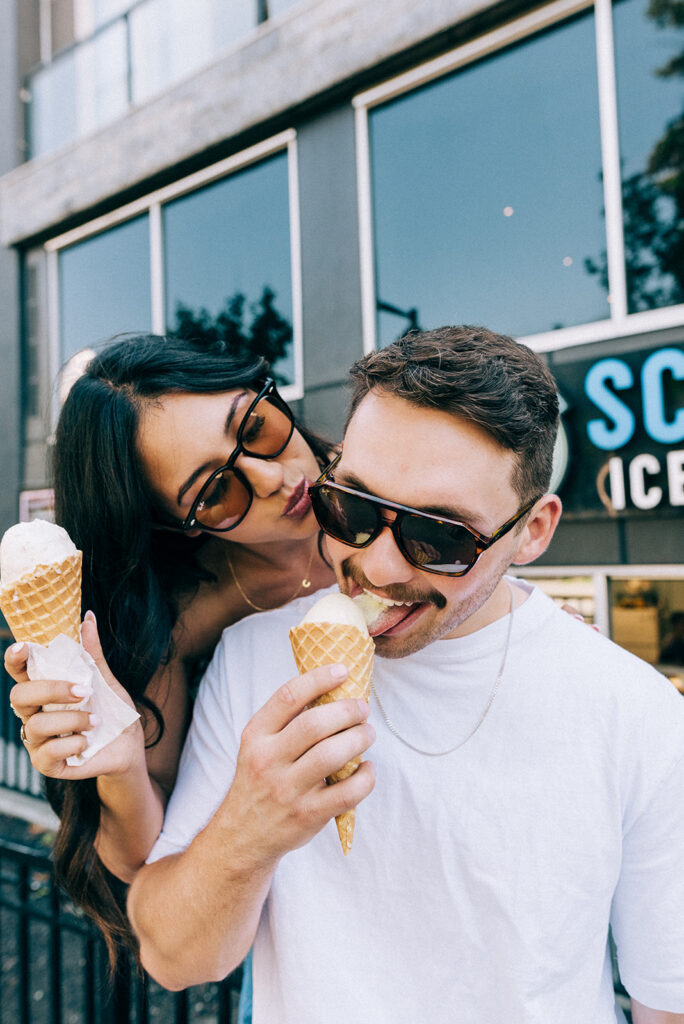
[[355, 520, 414, 587], [236, 453, 284, 498]]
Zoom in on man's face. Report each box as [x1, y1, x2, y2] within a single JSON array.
[[327, 390, 530, 658]]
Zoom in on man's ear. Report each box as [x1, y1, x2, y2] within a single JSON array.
[[511, 494, 562, 566]]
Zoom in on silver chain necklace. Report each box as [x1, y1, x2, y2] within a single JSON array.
[[370, 581, 515, 757]]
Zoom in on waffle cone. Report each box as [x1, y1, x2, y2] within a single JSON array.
[[289, 621, 374, 855], [0, 552, 83, 646]]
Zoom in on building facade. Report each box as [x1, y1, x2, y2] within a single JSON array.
[[0, 0, 682, 674]]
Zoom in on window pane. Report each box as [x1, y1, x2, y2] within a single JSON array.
[[369, 11, 608, 344], [130, 0, 257, 105], [59, 215, 151, 361], [613, 0, 684, 313], [164, 152, 295, 384], [28, 19, 128, 158]]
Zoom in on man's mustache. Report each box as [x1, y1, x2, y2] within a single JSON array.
[[341, 558, 447, 610]]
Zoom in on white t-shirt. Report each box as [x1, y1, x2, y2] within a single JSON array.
[[150, 580, 684, 1023]]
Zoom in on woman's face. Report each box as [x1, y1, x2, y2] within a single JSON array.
[[137, 388, 323, 545]]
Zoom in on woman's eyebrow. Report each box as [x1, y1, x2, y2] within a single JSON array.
[[176, 392, 247, 506]]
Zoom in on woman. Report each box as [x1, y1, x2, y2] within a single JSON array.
[[4, 333, 336, 973]]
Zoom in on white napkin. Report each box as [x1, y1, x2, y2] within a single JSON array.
[[26, 634, 140, 766]]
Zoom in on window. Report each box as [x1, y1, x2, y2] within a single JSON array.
[[612, 0, 684, 313], [164, 151, 296, 385], [129, 0, 257, 105], [58, 214, 151, 361], [45, 133, 300, 396], [366, 10, 607, 346]]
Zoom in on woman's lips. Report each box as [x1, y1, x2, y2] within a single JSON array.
[[283, 479, 312, 519]]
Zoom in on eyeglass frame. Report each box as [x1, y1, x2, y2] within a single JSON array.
[[309, 452, 542, 577], [166, 377, 295, 534]]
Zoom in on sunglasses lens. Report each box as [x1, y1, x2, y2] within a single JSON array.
[[193, 471, 251, 530], [398, 515, 478, 574], [240, 393, 293, 459], [311, 486, 379, 546]]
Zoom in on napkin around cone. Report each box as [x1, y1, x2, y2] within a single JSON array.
[[27, 635, 140, 767]]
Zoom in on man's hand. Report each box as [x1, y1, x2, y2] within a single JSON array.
[[223, 661, 376, 869]]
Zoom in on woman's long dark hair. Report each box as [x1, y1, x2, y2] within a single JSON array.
[[45, 333, 330, 968]]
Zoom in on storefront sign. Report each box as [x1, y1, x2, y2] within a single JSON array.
[[550, 343, 684, 516]]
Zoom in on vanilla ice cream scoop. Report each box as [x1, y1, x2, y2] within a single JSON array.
[[0, 520, 78, 588], [299, 592, 369, 633]]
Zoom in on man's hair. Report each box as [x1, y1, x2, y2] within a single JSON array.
[[347, 325, 560, 501]]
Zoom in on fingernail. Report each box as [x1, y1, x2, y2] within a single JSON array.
[[330, 664, 347, 680], [83, 730, 95, 746], [88, 714, 101, 728], [573, 614, 584, 622], [10, 643, 25, 655], [357, 700, 369, 716], [71, 684, 92, 698], [84, 610, 96, 625]]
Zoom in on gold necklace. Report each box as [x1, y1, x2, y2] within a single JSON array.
[[227, 542, 316, 613], [371, 581, 515, 757]]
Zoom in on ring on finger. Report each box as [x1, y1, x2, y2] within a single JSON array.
[[20, 723, 34, 746]]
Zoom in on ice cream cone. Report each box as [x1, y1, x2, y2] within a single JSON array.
[[289, 621, 374, 854], [0, 552, 83, 646]]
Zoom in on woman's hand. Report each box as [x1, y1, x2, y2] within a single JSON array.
[[5, 612, 145, 781]]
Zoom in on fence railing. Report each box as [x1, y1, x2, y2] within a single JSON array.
[[0, 633, 43, 801], [0, 835, 242, 1024]]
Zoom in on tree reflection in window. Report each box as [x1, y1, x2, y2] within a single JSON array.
[[585, 0, 683, 312], [168, 286, 293, 385]]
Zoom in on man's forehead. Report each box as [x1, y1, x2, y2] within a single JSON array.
[[341, 390, 519, 525]]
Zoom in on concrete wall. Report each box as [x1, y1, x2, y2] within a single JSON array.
[[0, 2, 22, 544]]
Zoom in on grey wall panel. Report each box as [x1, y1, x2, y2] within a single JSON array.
[[0, 0, 22, 542], [297, 104, 363, 442]]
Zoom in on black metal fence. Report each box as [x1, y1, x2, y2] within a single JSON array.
[[0, 835, 242, 1024], [1, 632, 43, 800]]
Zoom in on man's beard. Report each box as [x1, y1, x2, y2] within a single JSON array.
[[338, 551, 511, 659]]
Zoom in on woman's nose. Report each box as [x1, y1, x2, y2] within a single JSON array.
[[236, 453, 285, 498]]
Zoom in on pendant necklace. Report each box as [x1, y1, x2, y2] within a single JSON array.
[[370, 581, 515, 757], [227, 542, 316, 613]]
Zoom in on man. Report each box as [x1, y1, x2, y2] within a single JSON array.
[[129, 327, 684, 1023]]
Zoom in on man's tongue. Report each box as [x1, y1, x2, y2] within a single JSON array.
[[367, 602, 416, 637]]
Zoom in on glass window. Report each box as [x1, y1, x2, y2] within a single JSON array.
[[368, 11, 608, 345], [28, 18, 128, 158], [612, 0, 684, 313], [58, 215, 151, 361], [266, 0, 304, 17], [130, 0, 257, 105], [163, 152, 295, 385], [93, 0, 133, 28], [609, 577, 684, 690]]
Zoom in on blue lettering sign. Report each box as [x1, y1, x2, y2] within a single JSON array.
[[642, 347, 684, 444], [585, 358, 635, 450]]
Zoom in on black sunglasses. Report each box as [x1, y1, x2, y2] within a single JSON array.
[[177, 378, 295, 533], [309, 453, 541, 577]]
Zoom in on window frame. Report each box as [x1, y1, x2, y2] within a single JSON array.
[[353, 0, 684, 356], [43, 128, 304, 431]]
